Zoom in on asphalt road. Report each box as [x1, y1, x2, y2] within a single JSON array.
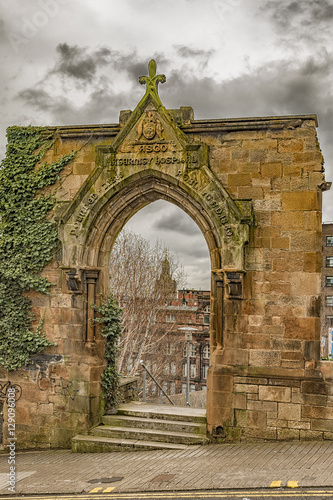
[[1, 488, 333, 500]]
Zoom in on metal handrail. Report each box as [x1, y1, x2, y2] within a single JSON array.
[[140, 361, 175, 405]]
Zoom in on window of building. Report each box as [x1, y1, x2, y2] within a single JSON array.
[[171, 362, 176, 376], [190, 384, 196, 391], [327, 236, 333, 247], [163, 363, 170, 376], [203, 364, 209, 379], [182, 383, 187, 394], [326, 296, 333, 306], [190, 364, 196, 378], [203, 345, 210, 359], [166, 314, 175, 323], [204, 305, 210, 313], [165, 343, 176, 355], [170, 382, 175, 395], [183, 343, 196, 357], [327, 277, 333, 287], [202, 385, 207, 391], [183, 363, 196, 377], [326, 257, 333, 268], [326, 316, 333, 326], [203, 315, 210, 325]]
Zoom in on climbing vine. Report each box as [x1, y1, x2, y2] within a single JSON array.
[[0, 126, 76, 370], [92, 294, 122, 409]]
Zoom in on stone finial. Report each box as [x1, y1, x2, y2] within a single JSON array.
[[139, 59, 166, 95]]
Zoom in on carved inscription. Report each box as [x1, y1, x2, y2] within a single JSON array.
[[138, 143, 168, 153], [101, 172, 124, 192], [201, 191, 233, 238], [70, 193, 98, 236], [176, 170, 199, 190], [110, 153, 197, 167], [175, 171, 233, 238]]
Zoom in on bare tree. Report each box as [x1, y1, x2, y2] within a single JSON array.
[[109, 230, 187, 377]]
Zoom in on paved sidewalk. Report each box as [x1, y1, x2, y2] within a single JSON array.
[[0, 441, 332, 495]]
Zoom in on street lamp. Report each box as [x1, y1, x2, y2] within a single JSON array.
[[178, 327, 198, 406]]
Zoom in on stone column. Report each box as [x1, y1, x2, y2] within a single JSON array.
[[214, 272, 224, 349], [82, 270, 100, 343]]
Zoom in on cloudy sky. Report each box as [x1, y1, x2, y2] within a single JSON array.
[[0, 0, 332, 289]]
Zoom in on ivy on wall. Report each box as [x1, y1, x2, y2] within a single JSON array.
[[92, 294, 122, 409], [0, 126, 76, 371]]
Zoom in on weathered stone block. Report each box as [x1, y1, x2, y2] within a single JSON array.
[[282, 192, 320, 211], [301, 380, 329, 395], [247, 400, 278, 413], [302, 405, 333, 420], [278, 139, 303, 153], [234, 384, 258, 394], [277, 428, 300, 440], [311, 418, 333, 432], [259, 386, 291, 402], [242, 427, 277, 440], [278, 403, 301, 421], [249, 350, 280, 367], [235, 409, 266, 429], [261, 163, 282, 178], [285, 317, 318, 340], [300, 430, 324, 440], [233, 393, 247, 410]]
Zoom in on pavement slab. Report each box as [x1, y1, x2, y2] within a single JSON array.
[[0, 441, 332, 495]]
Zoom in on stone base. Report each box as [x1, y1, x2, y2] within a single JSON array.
[[207, 352, 333, 442]]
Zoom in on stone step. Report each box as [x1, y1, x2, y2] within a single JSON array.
[[101, 414, 206, 435], [72, 434, 190, 453], [72, 403, 208, 453], [116, 403, 206, 423], [91, 425, 209, 445]]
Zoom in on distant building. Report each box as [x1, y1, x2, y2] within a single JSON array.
[[142, 289, 210, 398], [321, 222, 333, 357]]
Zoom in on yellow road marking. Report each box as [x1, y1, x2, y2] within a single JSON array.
[[1, 490, 333, 499], [287, 480, 299, 488], [103, 487, 116, 492], [270, 480, 282, 488], [89, 487, 103, 493]]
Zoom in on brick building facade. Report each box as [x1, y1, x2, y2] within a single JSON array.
[[141, 289, 210, 398], [321, 222, 333, 357]]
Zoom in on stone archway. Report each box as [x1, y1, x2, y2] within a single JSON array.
[[55, 61, 252, 436], [4, 59, 329, 449]]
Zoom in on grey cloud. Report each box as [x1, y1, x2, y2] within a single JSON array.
[[17, 84, 133, 126], [51, 43, 113, 82], [175, 46, 214, 60], [164, 54, 333, 217], [261, 0, 333, 37], [49, 45, 167, 88], [153, 211, 201, 237]]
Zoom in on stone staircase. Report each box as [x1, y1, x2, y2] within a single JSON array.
[[72, 402, 209, 452]]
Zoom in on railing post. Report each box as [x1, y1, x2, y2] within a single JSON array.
[[140, 360, 175, 405], [143, 368, 146, 403]]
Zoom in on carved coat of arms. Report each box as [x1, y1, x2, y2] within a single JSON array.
[[137, 111, 164, 141]]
